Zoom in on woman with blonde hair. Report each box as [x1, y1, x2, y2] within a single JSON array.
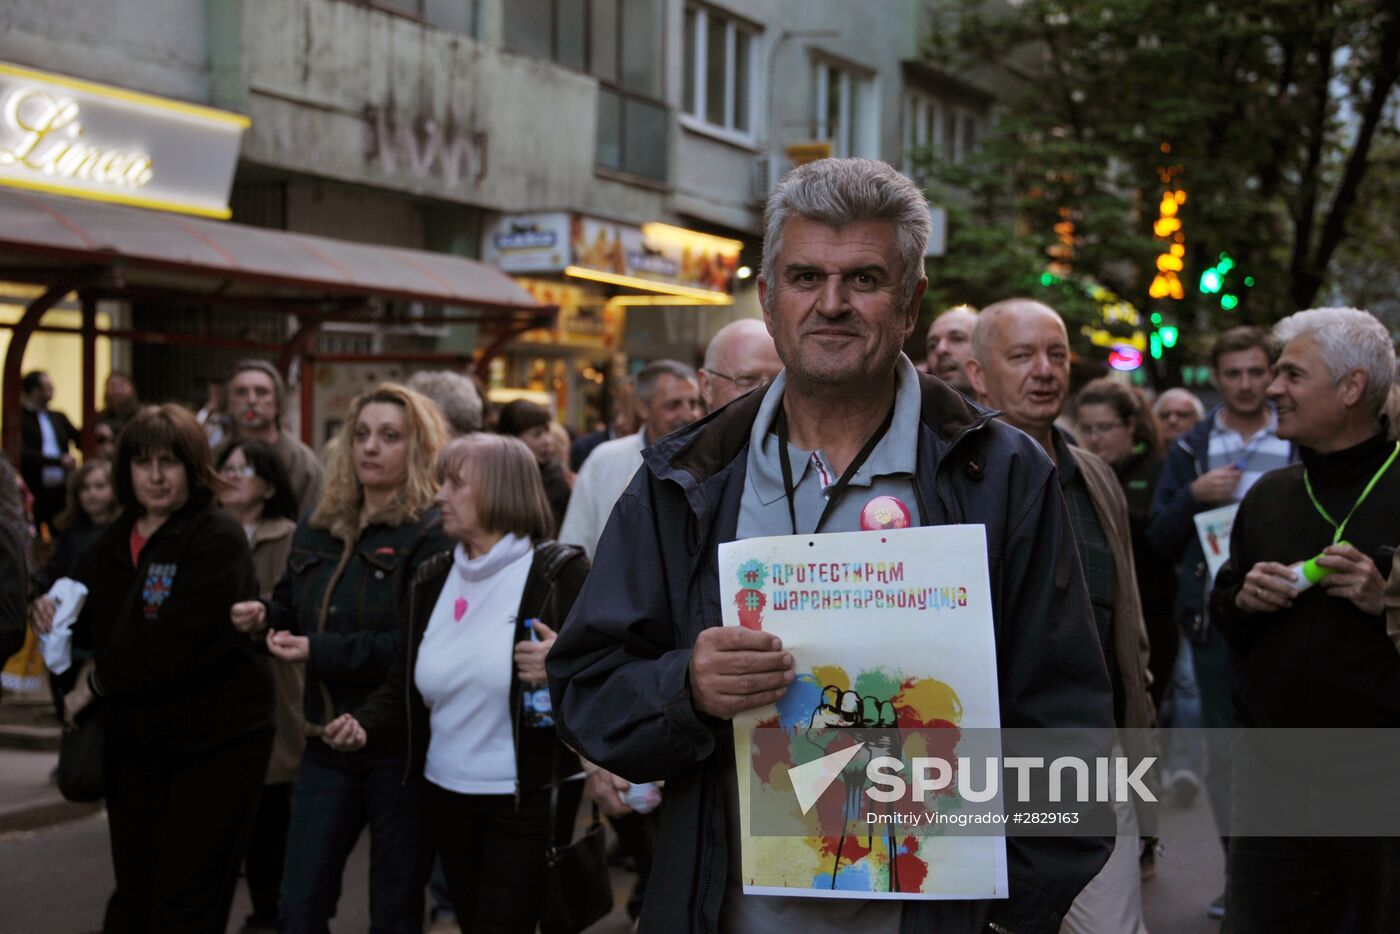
[[230, 383, 452, 934]]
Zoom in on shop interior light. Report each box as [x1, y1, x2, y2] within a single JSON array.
[[607, 295, 715, 307], [564, 266, 734, 304], [736, 266, 753, 280], [640, 223, 744, 253]]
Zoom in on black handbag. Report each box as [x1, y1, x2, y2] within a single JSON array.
[[539, 773, 614, 934], [56, 704, 105, 802], [526, 541, 612, 934]]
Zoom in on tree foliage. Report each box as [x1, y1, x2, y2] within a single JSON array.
[[915, 0, 1400, 372]]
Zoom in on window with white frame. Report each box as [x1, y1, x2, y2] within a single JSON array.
[[682, 4, 759, 139], [902, 91, 944, 174], [813, 59, 875, 159], [902, 88, 986, 170]]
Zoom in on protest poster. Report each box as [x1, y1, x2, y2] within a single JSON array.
[[719, 524, 1007, 900], [1193, 503, 1239, 581]]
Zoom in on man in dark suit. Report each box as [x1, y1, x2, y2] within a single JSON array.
[[20, 370, 79, 532]]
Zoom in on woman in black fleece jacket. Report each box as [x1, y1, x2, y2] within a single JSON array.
[[64, 404, 271, 934]]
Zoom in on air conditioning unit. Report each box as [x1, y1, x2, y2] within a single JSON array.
[[751, 155, 771, 203], [379, 301, 450, 338]]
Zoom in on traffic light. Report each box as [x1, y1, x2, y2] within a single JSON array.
[[1159, 326, 1179, 348]]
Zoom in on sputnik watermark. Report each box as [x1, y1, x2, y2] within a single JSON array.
[[787, 741, 1156, 817]]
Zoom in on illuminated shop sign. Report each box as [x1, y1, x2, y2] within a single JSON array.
[[484, 213, 743, 304], [0, 62, 248, 219]]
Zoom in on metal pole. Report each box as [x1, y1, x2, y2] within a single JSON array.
[[80, 292, 97, 456]]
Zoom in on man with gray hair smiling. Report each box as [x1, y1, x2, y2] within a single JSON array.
[[1210, 306, 1400, 930], [549, 158, 1113, 933]]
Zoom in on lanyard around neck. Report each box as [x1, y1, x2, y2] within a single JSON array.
[[775, 400, 895, 536], [1302, 440, 1400, 544]]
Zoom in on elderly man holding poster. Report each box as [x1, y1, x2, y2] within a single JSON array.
[[548, 159, 1113, 933]]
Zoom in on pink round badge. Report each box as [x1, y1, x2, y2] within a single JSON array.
[[860, 495, 912, 531]]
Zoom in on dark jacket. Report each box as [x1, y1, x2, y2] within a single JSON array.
[[0, 517, 26, 661], [1210, 432, 1400, 727], [357, 541, 588, 789], [265, 507, 452, 732], [540, 460, 572, 536], [1114, 448, 1177, 708], [76, 503, 271, 752], [548, 374, 1115, 934], [19, 406, 78, 492], [570, 428, 612, 472], [36, 521, 110, 595], [1147, 408, 1295, 640]]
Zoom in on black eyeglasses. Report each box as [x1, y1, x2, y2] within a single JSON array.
[[704, 369, 771, 393]]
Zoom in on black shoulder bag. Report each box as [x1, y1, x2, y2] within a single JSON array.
[[529, 542, 612, 934], [58, 564, 145, 803]]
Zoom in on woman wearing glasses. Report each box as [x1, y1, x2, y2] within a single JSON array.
[[216, 439, 302, 933]]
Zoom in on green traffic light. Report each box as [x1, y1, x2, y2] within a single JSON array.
[[1244, 276, 1255, 287], [1200, 269, 1222, 294], [1220, 294, 1239, 311], [1160, 326, 1178, 348], [1150, 333, 1163, 359], [1151, 313, 1163, 325]]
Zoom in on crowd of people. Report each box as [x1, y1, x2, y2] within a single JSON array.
[[1, 156, 1397, 934]]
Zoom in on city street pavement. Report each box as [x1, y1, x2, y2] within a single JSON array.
[[0, 683, 1218, 934], [0, 806, 634, 934], [0, 770, 1223, 934]]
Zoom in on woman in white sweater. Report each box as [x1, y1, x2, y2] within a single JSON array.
[[325, 433, 591, 933]]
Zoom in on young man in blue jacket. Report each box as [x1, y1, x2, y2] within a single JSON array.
[[549, 158, 1114, 934]]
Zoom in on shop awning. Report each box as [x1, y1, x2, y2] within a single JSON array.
[[0, 187, 540, 311]]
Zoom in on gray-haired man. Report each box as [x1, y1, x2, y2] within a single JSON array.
[[549, 159, 1113, 933], [1211, 306, 1400, 930], [557, 359, 702, 560]]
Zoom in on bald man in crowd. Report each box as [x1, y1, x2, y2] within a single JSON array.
[[926, 304, 978, 395], [698, 318, 784, 411], [967, 298, 1154, 934]]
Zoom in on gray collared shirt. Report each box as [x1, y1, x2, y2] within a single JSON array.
[[720, 354, 924, 933], [737, 353, 924, 539]]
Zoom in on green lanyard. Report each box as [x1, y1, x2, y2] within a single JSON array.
[[1302, 441, 1400, 544]]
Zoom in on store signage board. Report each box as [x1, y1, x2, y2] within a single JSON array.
[[0, 61, 248, 219], [573, 216, 740, 297], [482, 212, 573, 273], [487, 212, 741, 302]]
